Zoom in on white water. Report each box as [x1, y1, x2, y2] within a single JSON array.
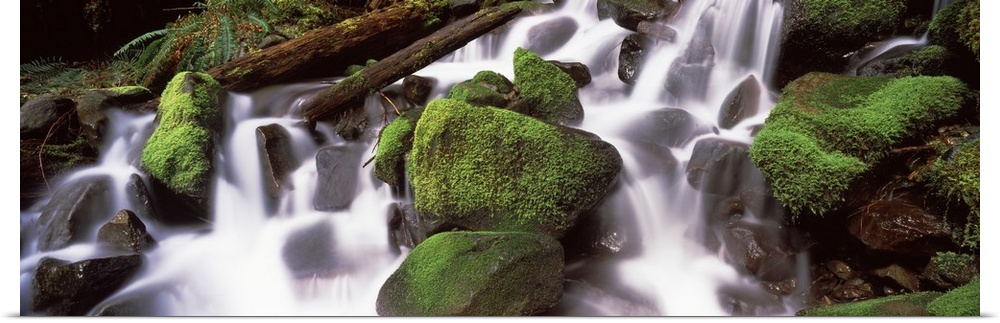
[[20, 0, 805, 316]]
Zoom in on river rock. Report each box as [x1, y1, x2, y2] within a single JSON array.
[[93, 289, 170, 316], [333, 104, 370, 141], [847, 199, 953, 256], [830, 278, 876, 302], [637, 20, 676, 41], [403, 75, 436, 106], [561, 185, 640, 260], [125, 174, 157, 222], [511, 47, 583, 125], [77, 87, 156, 149], [377, 231, 564, 316], [619, 107, 712, 148], [20, 95, 76, 140], [256, 124, 298, 199], [825, 260, 857, 281], [548, 61, 592, 88], [407, 99, 622, 238], [374, 109, 424, 190], [96, 209, 157, 253], [718, 75, 761, 129], [723, 221, 796, 282], [31, 255, 144, 315], [386, 203, 427, 254], [686, 138, 765, 196], [872, 264, 920, 292], [282, 220, 342, 278], [37, 175, 114, 251], [665, 12, 714, 100], [619, 33, 652, 84], [526, 16, 578, 56], [313, 144, 363, 211], [597, 0, 682, 31]]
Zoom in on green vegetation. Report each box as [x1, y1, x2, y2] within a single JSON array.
[[376, 231, 563, 315], [447, 70, 515, 107], [928, 0, 980, 61], [512, 47, 580, 124], [927, 277, 980, 316], [797, 0, 905, 33], [924, 251, 979, 288], [265, 0, 363, 37], [929, 137, 980, 248], [20, 57, 135, 105], [749, 73, 969, 216], [374, 108, 424, 187], [407, 99, 620, 237], [798, 292, 943, 316], [107, 86, 152, 96], [140, 72, 222, 197]]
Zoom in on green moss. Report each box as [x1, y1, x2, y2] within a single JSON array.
[[749, 73, 969, 216], [374, 108, 424, 187], [927, 277, 979, 316], [107, 86, 150, 96], [928, 0, 979, 61], [798, 0, 905, 32], [376, 231, 563, 316], [924, 252, 979, 288], [929, 138, 979, 248], [447, 80, 508, 107], [472, 70, 514, 94], [140, 72, 221, 197], [406, 99, 620, 236], [798, 292, 943, 316], [512, 47, 579, 123]]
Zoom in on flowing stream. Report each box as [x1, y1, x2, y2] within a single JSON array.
[[21, 0, 814, 316]]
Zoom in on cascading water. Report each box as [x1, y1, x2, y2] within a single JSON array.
[[21, 0, 809, 316]]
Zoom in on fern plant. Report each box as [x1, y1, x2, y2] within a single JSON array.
[[115, 0, 279, 89]]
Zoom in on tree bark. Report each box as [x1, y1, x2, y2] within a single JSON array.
[[302, 5, 523, 123], [207, 1, 452, 92]]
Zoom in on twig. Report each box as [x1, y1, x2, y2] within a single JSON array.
[[38, 111, 72, 190], [379, 91, 402, 116]]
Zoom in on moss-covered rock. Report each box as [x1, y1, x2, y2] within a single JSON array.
[[797, 291, 943, 316], [923, 251, 979, 289], [777, 0, 907, 86], [927, 277, 979, 316], [928, 0, 979, 62], [407, 99, 621, 238], [858, 45, 960, 78], [929, 136, 979, 248], [511, 47, 583, 125], [596, 0, 682, 31], [376, 231, 564, 316], [140, 72, 222, 205], [374, 108, 424, 188], [749, 73, 969, 216], [447, 70, 516, 108]]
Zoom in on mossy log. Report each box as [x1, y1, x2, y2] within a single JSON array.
[[301, 4, 523, 123], [207, 1, 454, 92]]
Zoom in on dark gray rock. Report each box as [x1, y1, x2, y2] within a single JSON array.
[[526, 16, 578, 56], [637, 20, 676, 41], [619, 33, 652, 84], [20, 95, 76, 140], [665, 11, 715, 100], [620, 107, 712, 148], [256, 124, 298, 199], [718, 75, 762, 129], [548, 61, 592, 88], [597, 0, 682, 31], [403, 75, 436, 106], [847, 199, 953, 256], [125, 174, 157, 223], [313, 145, 363, 211], [282, 220, 342, 278], [37, 175, 114, 251], [97, 209, 157, 253], [723, 221, 796, 282], [386, 203, 427, 254], [685, 138, 765, 196], [31, 255, 144, 315]]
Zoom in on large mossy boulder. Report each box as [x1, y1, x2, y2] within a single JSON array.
[[374, 108, 424, 189], [928, 0, 979, 62], [928, 136, 979, 249], [407, 99, 622, 238], [797, 291, 942, 316], [777, 0, 907, 87], [376, 231, 564, 316], [140, 72, 222, 214], [510, 47, 583, 125], [749, 73, 970, 216]]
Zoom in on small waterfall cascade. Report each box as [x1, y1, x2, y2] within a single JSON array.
[[20, 0, 817, 316]]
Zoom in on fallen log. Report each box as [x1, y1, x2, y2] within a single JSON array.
[[302, 4, 523, 123], [207, 1, 454, 92]]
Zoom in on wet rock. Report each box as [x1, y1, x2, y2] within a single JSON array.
[[561, 189, 640, 260], [923, 251, 978, 290], [713, 196, 744, 223], [847, 199, 953, 256], [738, 187, 784, 221], [825, 260, 857, 281], [402, 75, 436, 106], [619, 33, 652, 84], [636, 20, 676, 41], [597, 0, 683, 31], [377, 231, 564, 316], [282, 220, 341, 278], [512, 47, 584, 126], [386, 203, 426, 254], [93, 289, 170, 316], [20, 95, 76, 140], [37, 175, 114, 251], [97, 209, 157, 253], [333, 104, 370, 141], [313, 145, 363, 211], [77, 87, 156, 149], [619, 107, 712, 148], [685, 138, 765, 196], [548, 61, 591, 88], [545, 280, 660, 315], [526, 16, 578, 56], [830, 278, 876, 302], [718, 75, 762, 129], [872, 264, 920, 292], [613, 139, 678, 180], [374, 109, 424, 190], [31, 255, 144, 315], [723, 221, 796, 282], [665, 12, 714, 100], [125, 174, 157, 222], [761, 278, 798, 297], [256, 124, 298, 199]]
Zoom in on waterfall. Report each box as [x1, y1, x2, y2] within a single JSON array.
[[20, 0, 805, 316]]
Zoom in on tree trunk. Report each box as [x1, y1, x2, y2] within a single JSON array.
[[207, 1, 453, 92], [302, 5, 523, 123]]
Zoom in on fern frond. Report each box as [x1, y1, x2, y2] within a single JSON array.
[[114, 29, 170, 58], [20, 57, 67, 75], [247, 14, 272, 35]]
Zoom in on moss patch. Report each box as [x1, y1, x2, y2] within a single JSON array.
[[407, 99, 621, 237], [929, 137, 979, 248], [140, 72, 221, 197], [928, 0, 979, 61], [927, 277, 980, 316], [107, 86, 151, 96], [749, 73, 969, 216], [798, 292, 943, 316], [512, 47, 581, 124], [374, 108, 424, 187], [376, 231, 564, 316]]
